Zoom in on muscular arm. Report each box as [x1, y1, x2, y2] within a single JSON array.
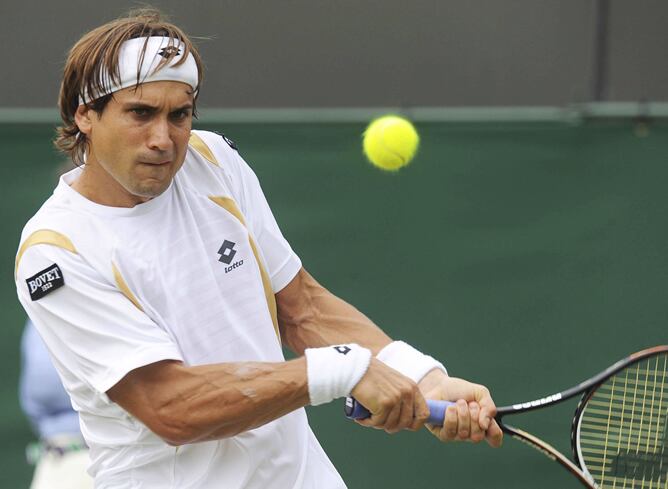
[[107, 267, 418, 445], [277, 268, 392, 355], [276, 268, 502, 446], [107, 269, 502, 446], [107, 358, 309, 445], [108, 267, 500, 445]]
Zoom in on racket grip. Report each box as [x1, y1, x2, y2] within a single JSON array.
[[344, 397, 455, 426]]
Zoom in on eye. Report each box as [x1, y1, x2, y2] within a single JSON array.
[[171, 109, 192, 121], [130, 107, 151, 117]]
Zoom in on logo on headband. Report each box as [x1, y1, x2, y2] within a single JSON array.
[[158, 46, 182, 58]]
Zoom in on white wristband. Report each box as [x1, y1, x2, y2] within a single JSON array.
[[376, 341, 447, 383], [305, 344, 372, 406]]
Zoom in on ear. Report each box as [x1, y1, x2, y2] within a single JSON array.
[[74, 104, 94, 136]]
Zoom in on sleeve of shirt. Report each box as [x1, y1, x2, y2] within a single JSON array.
[[16, 244, 183, 396], [227, 149, 302, 293]]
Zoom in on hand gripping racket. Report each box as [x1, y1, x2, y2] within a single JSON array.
[[346, 345, 668, 488]]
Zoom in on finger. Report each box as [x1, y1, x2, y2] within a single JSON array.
[[475, 388, 497, 431], [468, 401, 485, 443], [370, 407, 392, 429], [355, 402, 391, 429], [455, 399, 470, 441], [382, 399, 404, 433], [409, 390, 430, 431], [485, 419, 504, 448], [397, 388, 418, 430], [355, 417, 380, 429], [440, 404, 459, 441]]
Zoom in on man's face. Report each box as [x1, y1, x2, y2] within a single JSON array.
[[78, 80, 194, 206]]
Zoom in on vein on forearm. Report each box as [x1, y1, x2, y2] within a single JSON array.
[[110, 358, 308, 444], [174, 361, 307, 441], [277, 269, 391, 355]]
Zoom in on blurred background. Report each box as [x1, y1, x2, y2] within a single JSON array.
[[1, 0, 667, 487]]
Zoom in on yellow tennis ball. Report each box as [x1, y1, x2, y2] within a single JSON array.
[[362, 115, 419, 171]]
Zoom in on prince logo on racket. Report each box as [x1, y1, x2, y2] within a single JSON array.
[[493, 346, 668, 489], [607, 401, 668, 480], [349, 345, 668, 487]]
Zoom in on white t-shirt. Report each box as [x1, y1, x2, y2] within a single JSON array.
[[15, 130, 346, 489]]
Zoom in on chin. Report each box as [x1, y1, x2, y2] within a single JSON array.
[[132, 180, 171, 200]]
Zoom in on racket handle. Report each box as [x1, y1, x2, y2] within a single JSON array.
[[344, 397, 455, 426]]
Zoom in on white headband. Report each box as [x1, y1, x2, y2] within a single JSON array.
[[79, 36, 198, 104]]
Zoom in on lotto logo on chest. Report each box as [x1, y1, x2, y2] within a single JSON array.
[[217, 240, 244, 273], [26, 263, 65, 301]]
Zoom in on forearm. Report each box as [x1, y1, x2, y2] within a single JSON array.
[[107, 358, 308, 445], [277, 269, 391, 355]]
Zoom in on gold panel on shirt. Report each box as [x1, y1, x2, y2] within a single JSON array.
[[15, 229, 144, 313], [112, 263, 144, 312], [209, 196, 247, 225], [208, 196, 281, 343], [189, 133, 218, 166], [15, 229, 77, 277], [187, 132, 280, 342]]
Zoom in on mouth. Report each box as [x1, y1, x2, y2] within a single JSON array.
[[139, 159, 171, 166]]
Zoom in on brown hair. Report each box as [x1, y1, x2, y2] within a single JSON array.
[[55, 8, 204, 165]]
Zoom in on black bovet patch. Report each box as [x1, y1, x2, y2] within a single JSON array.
[[26, 263, 64, 301]]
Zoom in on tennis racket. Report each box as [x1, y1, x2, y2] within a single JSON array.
[[346, 345, 668, 488]]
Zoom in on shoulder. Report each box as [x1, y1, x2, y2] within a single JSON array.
[[19, 198, 80, 262], [20, 192, 109, 253], [16, 195, 115, 285], [180, 129, 257, 198], [187, 129, 241, 169]]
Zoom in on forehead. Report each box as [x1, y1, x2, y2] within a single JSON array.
[[113, 81, 194, 104]]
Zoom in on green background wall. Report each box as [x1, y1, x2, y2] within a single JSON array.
[[3, 1, 668, 107], [1, 119, 666, 487]]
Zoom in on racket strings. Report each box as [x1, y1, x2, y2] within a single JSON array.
[[578, 353, 668, 488]]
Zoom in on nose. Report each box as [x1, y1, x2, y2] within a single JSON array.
[[147, 117, 173, 152]]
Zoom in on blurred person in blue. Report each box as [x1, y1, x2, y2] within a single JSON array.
[[20, 318, 93, 489]]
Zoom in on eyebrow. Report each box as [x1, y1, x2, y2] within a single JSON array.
[[122, 102, 194, 112], [171, 103, 194, 112]]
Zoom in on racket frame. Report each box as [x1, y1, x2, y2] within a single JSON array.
[[495, 345, 668, 489]]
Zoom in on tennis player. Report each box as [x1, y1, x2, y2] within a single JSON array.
[[15, 9, 502, 488]]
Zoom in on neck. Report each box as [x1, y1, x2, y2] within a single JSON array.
[[70, 162, 151, 208]]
